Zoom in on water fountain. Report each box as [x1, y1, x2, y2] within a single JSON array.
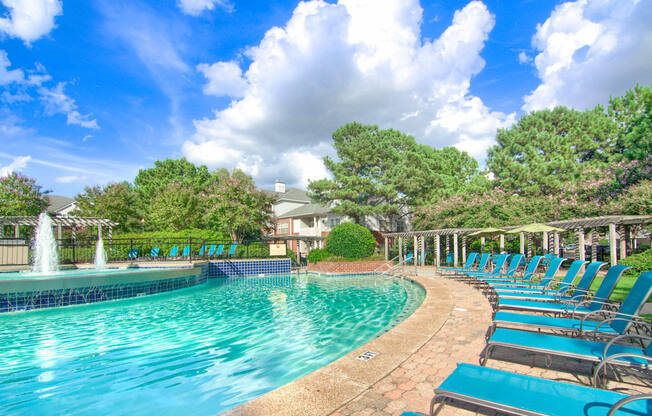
[[94, 237, 107, 270], [32, 212, 59, 274]]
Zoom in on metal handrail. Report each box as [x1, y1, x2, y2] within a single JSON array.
[[374, 255, 400, 275]]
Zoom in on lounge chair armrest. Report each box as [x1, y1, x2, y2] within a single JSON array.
[[579, 310, 614, 332], [607, 394, 652, 416], [591, 317, 645, 336], [594, 352, 652, 388], [602, 334, 652, 360]]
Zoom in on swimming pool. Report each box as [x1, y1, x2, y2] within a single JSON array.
[[0, 273, 424, 415]]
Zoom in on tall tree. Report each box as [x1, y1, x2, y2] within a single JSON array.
[[133, 158, 211, 207], [487, 106, 617, 195], [309, 122, 482, 229], [73, 182, 140, 232], [0, 173, 49, 216], [148, 181, 205, 231], [204, 169, 276, 241]]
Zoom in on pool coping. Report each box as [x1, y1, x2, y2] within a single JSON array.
[[222, 272, 453, 416]]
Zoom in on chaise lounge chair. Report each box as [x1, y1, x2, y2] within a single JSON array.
[[150, 247, 160, 259], [484, 272, 652, 379], [168, 246, 179, 257], [207, 244, 217, 257], [227, 244, 237, 257], [439, 252, 478, 273], [181, 246, 190, 257], [426, 363, 651, 415], [128, 248, 138, 260], [477, 255, 543, 285], [494, 259, 586, 299], [496, 265, 630, 315]]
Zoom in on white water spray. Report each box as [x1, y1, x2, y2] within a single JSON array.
[[94, 237, 107, 270], [32, 212, 59, 274]]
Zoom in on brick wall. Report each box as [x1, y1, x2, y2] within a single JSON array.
[[307, 260, 391, 274]]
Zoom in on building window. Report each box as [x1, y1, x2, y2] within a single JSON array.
[[277, 222, 289, 234], [328, 217, 341, 228]]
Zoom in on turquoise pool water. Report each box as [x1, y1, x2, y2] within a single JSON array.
[[0, 273, 424, 415]]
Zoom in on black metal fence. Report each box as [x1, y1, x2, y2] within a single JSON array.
[[0, 237, 290, 266]]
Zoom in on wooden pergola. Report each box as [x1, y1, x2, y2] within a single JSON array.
[[0, 216, 118, 240], [383, 215, 652, 267]]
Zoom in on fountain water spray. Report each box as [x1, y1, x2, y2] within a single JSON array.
[[94, 237, 107, 270], [32, 212, 59, 274]]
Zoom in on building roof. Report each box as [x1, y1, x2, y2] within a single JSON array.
[[267, 187, 311, 203], [47, 195, 76, 213], [278, 203, 332, 219]]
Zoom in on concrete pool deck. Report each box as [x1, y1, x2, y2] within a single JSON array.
[[225, 267, 652, 416]]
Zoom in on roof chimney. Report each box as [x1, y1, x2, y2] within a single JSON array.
[[275, 179, 286, 193]]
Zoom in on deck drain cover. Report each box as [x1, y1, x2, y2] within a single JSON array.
[[357, 351, 378, 361]]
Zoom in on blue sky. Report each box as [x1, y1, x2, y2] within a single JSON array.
[[1, 0, 651, 197]]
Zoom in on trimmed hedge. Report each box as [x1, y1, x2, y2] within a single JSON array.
[[325, 222, 375, 259], [307, 248, 331, 263], [620, 247, 652, 277]]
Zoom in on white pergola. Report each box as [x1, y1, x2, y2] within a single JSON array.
[[0, 216, 118, 240]]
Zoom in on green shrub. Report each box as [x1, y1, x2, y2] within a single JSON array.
[[307, 248, 331, 263], [325, 222, 375, 259], [620, 247, 652, 276]]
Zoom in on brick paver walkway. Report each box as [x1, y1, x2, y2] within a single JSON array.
[[331, 268, 652, 416]]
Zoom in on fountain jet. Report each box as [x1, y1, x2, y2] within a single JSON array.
[[32, 212, 59, 274], [94, 238, 107, 270]]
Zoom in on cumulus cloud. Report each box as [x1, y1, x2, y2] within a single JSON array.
[[523, 0, 652, 111], [177, 0, 233, 16], [0, 50, 24, 85], [184, 0, 514, 188], [38, 82, 99, 129], [517, 51, 531, 65], [0, 155, 31, 176], [197, 61, 248, 97], [0, 0, 62, 44]]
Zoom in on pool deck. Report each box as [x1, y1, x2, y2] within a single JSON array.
[[225, 267, 652, 416]]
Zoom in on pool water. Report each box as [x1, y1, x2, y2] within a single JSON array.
[[0, 273, 424, 415]]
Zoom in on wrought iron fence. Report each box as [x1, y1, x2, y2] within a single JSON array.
[[0, 237, 290, 266]]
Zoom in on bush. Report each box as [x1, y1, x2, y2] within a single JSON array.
[[307, 248, 331, 263], [325, 222, 375, 259], [620, 247, 652, 277]]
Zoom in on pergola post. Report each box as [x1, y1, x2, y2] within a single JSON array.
[[462, 236, 467, 262], [14, 224, 19, 238], [553, 232, 560, 256], [108, 227, 113, 249], [591, 230, 598, 262], [577, 229, 586, 262], [420, 236, 425, 266], [398, 237, 403, 262], [384, 236, 389, 261], [98, 224, 102, 239], [445, 236, 450, 259], [519, 232, 525, 255], [453, 233, 459, 268], [499, 234, 504, 253], [542, 231, 548, 253], [435, 235, 440, 267], [609, 223, 617, 266], [527, 234, 532, 257], [619, 225, 627, 261], [414, 236, 418, 265], [480, 237, 485, 253]]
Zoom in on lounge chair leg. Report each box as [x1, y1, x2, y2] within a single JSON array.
[[480, 345, 492, 366], [430, 395, 446, 416]]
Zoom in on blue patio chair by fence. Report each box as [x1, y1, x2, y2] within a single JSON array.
[[439, 252, 477, 273], [198, 245, 206, 256], [207, 244, 217, 256], [496, 264, 630, 316], [484, 271, 652, 379], [128, 248, 138, 259], [424, 363, 652, 415], [494, 259, 585, 298], [215, 244, 224, 256], [404, 253, 414, 264], [445, 252, 454, 264], [227, 244, 237, 257], [150, 247, 160, 259], [462, 254, 508, 278], [479, 255, 543, 285], [168, 246, 179, 257], [181, 246, 190, 257]]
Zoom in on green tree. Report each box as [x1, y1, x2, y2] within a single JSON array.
[[309, 122, 482, 229], [204, 169, 276, 241], [148, 181, 205, 231], [325, 222, 376, 259], [133, 158, 210, 207], [73, 182, 140, 232], [487, 106, 617, 195], [0, 173, 49, 216]]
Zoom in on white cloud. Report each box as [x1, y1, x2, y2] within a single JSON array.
[[177, 0, 233, 16], [0, 49, 24, 85], [523, 0, 652, 111], [0, 0, 62, 44], [38, 82, 99, 129], [0, 155, 31, 176], [517, 51, 531, 65], [55, 175, 83, 183], [184, 0, 514, 188], [197, 61, 248, 98]]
